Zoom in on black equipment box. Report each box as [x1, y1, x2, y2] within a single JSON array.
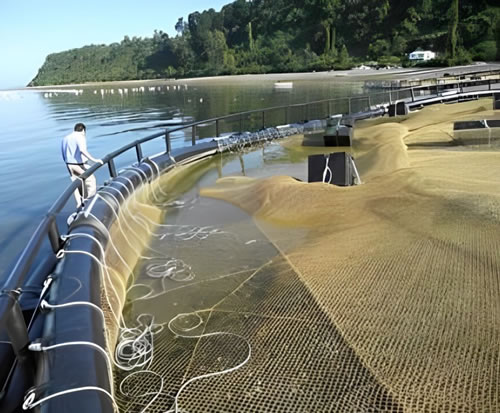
[[453, 120, 486, 130], [494, 93, 500, 110], [388, 101, 409, 117], [308, 152, 355, 186], [324, 125, 353, 147], [454, 120, 500, 130]]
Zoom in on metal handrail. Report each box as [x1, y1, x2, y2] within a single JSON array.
[[1, 78, 499, 314], [0, 73, 496, 408]]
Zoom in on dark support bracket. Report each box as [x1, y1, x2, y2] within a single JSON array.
[[47, 214, 62, 254], [108, 159, 117, 178], [135, 143, 143, 162], [165, 132, 171, 153], [191, 125, 196, 146], [0, 292, 34, 381]]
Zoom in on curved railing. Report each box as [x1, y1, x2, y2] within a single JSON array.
[[1, 75, 499, 352]]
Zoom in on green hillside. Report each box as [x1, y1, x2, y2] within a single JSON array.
[[30, 0, 500, 86]]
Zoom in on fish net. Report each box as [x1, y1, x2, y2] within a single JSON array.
[[103, 98, 499, 412]]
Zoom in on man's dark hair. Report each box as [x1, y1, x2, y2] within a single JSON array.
[[74, 123, 86, 132]]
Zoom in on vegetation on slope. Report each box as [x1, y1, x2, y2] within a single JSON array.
[[30, 0, 500, 86]]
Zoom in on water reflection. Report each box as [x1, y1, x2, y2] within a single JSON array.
[[0, 76, 365, 280], [116, 142, 330, 412]]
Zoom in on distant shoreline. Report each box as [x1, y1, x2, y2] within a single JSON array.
[[4, 63, 497, 92], [19, 68, 416, 90]]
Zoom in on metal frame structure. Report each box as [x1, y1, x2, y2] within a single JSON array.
[[0, 76, 499, 410]]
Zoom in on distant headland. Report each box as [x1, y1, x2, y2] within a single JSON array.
[[29, 0, 499, 86]]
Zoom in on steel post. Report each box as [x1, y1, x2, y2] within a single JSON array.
[[135, 143, 143, 162], [191, 125, 196, 146], [108, 159, 117, 178], [165, 131, 171, 153]]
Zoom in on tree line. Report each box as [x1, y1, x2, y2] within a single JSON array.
[[30, 0, 500, 86]]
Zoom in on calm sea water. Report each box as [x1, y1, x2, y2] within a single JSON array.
[[0, 75, 371, 280]]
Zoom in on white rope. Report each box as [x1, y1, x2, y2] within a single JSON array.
[[158, 224, 227, 242], [41, 299, 106, 327], [28, 341, 112, 372], [25, 232, 165, 413], [57, 237, 125, 326], [99, 188, 156, 242], [123, 167, 165, 205], [96, 192, 197, 288], [103, 177, 226, 242], [86, 211, 135, 275], [483, 119, 492, 146], [147, 259, 193, 282], [26, 227, 255, 413], [58, 235, 163, 370], [141, 161, 172, 201], [102, 185, 152, 227], [40, 275, 53, 299], [166, 311, 252, 413], [100, 185, 152, 230], [118, 371, 165, 412], [72, 176, 86, 207], [97, 191, 190, 290], [115, 314, 162, 371], [24, 149, 262, 411], [60, 223, 252, 413], [35, 299, 163, 412], [117, 176, 155, 210], [96, 192, 160, 258], [113, 177, 133, 197], [322, 154, 333, 184], [128, 268, 255, 302], [162, 198, 198, 209], [351, 156, 362, 185], [102, 170, 226, 246], [23, 386, 117, 411]]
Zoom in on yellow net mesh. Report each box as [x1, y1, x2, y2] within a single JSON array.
[[101, 182, 163, 347], [107, 98, 500, 412], [197, 99, 500, 412]]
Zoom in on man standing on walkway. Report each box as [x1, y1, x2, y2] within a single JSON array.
[[61, 123, 102, 207]]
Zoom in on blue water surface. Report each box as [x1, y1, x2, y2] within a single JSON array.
[[0, 76, 369, 281]]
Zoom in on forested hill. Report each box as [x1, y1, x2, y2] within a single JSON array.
[[30, 0, 500, 86]]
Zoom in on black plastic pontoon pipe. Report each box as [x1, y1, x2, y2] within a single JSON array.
[[0, 292, 33, 380]]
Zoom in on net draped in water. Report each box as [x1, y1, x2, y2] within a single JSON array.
[[102, 99, 499, 412]]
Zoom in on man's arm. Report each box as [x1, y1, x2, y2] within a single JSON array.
[[78, 135, 103, 164], [80, 147, 103, 164]]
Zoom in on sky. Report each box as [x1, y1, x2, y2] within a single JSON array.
[[0, 0, 229, 89]]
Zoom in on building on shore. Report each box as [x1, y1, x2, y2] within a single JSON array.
[[409, 50, 436, 61]]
